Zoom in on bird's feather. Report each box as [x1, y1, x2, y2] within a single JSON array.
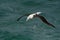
[[36, 15, 55, 28], [17, 14, 30, 21]]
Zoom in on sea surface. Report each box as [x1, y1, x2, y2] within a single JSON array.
[[0, 0, 60, 40]]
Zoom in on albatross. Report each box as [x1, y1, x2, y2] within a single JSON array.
[[17, 12, 55, 28]]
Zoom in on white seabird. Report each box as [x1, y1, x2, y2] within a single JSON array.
[[17, 12, 55, 28]]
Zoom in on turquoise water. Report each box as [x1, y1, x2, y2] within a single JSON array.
[[0, 0, 60, 40]]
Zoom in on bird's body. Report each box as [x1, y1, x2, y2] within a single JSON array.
[[17, 12, 55, 28], [26, 13, 35, 21], [26, 12, 42, 21], [26, 14, 35, 19]]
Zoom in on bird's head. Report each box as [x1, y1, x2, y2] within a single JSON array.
[[36, 12, 42, 15]]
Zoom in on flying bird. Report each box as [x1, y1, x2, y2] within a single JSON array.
[[17, 12, 55, 28]]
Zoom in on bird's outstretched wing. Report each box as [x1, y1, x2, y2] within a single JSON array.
[[36, 15, 55, 28], [17, 14, 30, 21]]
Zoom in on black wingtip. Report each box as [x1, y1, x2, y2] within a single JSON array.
[[49, 24, 56, 28], [16, 16, 24, 21], [17, 18, 20, 21], [52, 25, 56, 28], [17, 14, 30, 21]]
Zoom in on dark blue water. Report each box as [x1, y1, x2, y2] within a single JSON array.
[[0, 0, 60, 40]]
